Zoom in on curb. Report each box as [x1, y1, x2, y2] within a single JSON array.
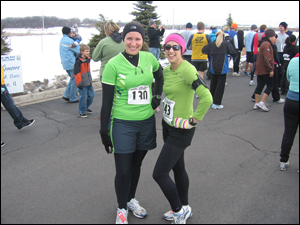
[[9, 82, 102, 107]]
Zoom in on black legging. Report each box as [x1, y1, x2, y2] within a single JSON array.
[[210, 73, 227, 105], [234, 52, 241, 73], [114, 150, 148, 209], [280, 98, 299, 162], [254, 74, 274, 96], [153, 142, 189, 212]]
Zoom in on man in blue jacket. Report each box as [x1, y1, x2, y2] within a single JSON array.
[[60, 26, 80, 103]]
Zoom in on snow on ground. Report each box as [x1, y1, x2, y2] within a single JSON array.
[[4, 27, 298, 86]]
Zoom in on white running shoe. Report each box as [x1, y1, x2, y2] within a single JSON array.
[[279, 161, 290, 171], [232, 72, 239, 76], [163, 205, 193, 221], [276, 98, 285, 104], [253, 103, 259, 110], [127, 198, 147, 218], [171, 206, 193, 224], [249, 80, 255, 86], [116, 208, 128, 224], [257, 101, 269, 112], [211, 104, 224, 110]]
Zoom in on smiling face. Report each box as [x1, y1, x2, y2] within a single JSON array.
[[124, 31, 143, 55], [81, 49, 90, 58], [164, 41, 183, 67], [279, 25, 286, 33]]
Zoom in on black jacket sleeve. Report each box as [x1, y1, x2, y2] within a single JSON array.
[[227, 42, 238, 57], [272, 44, 280, 65], [100, 83, 115, 132], [152, 64, 164, 96]]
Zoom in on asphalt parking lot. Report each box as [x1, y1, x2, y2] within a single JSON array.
[[1, 73, 299, 224]]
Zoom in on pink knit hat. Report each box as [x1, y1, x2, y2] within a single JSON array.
[[163, 33, 186, 56]]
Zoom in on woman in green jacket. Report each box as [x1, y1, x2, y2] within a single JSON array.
[[92, 21, 124, 81]]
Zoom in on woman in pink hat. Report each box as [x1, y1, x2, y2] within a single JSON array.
[[152, 33, 212, 224]]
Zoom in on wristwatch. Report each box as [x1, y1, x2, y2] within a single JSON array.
[[153, 95, 161, 99], [189, 117, 197, 126]]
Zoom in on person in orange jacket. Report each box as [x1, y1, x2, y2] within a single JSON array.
[[74, 44, 95, 118]]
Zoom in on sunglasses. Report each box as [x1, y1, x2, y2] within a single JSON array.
[[164, 45, 181, 51]]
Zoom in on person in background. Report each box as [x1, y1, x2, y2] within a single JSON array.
[[207, 26, 218, 80], [187, 22, 212, 79], [147, 19, 165, 60], [271, 34, 286, 104], [1, 63, 35, 134], [279, 55, 299, 171], [229, 23, 240, 76], [99, 21, 164, 224], [276, 22, 289, 89], [244, 24, 257, 77], [153, 33, 212, 224], [250, 24, 267, 86], [209, 27, 218, 42], [69, 28, 83, 49], [253, 29, 276, 112], [222, 25, 234, 85], [280, 34, 299, 95], [60, 26, 80, 103], [234, 30, 244, 76], [181, 22, 194, 63], [222, 25, 234, 47], [92, 21, 124, 82], [284, 23, 293, 36], [74, 44, 95, 118], [202, 30, 237, 109]]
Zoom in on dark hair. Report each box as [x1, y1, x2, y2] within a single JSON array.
[[237, 30, 244, 51], [285, 34, 297, 47]]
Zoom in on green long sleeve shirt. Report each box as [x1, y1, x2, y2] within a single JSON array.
[[92, 36, 125, 77], [163, 60, 212, 126]]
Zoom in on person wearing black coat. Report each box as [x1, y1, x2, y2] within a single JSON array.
[[280, 35, 299, 95], [202, 30, 237, 109], [147, 20, 165, 60], [232, 30, 245, 75]]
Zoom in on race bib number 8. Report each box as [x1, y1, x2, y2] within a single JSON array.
[[128, 85, 150, 104], [162, 97, 175, 124]]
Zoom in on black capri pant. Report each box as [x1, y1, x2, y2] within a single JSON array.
[[254, 74, 274, 96]]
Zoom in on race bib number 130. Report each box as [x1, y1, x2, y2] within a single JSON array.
[[128, 85, 150, 104]]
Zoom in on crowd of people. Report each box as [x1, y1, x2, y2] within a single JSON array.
[[1, 20, 299, 224]]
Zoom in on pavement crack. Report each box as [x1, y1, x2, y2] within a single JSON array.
[[35, 108, 72, 127], [214, 127, 279, 155]]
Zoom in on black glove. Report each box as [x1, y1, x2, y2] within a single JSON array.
[[78, 82, 83, 89], [100, 130, 113, 154], [151, 96, 161, 110]]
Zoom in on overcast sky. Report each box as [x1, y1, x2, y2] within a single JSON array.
[[1, 1, 299, 28]]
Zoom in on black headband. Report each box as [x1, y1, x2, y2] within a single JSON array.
[[122, 22, 145, 41]]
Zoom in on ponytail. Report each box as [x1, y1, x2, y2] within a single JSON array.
[[215, 31, 224, 48]]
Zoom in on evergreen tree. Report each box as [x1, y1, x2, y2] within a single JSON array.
[[130, 1, 165, 59], [226, 13, 233, 28], [88, 14, 109, 57], [1, 25, 12, 55]]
